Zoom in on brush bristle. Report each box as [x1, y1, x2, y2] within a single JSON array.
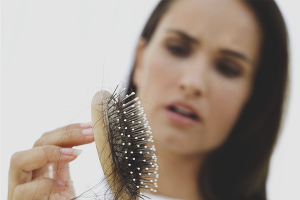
[[105, 89, 159, 199]]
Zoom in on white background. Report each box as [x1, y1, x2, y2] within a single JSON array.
[[1, 0, 300, 199]]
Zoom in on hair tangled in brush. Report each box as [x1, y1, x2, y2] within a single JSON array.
[[90, 87, 159, 200]]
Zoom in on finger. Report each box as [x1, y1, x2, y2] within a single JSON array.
[[31, 163, 53, 180], [34, 128, 94, 148], [33, 161, 72, 182], [31, 148, 82, 179], [79, 122, 92, 128], [12, 178, 72, 200], [10, 146, 80, 180], [41, 122, 92, 138], [52, 162, 71, 181]]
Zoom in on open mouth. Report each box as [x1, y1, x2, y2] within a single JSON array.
[[167, 105, 199, 121]]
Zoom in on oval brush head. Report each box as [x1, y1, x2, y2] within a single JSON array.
[[91, 89, 158, 200]]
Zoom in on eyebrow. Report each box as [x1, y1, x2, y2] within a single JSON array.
[[166, 29, 200, 44], [220, 49, 254, 66], [166, 28, 254, 66]]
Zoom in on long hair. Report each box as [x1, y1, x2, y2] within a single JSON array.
[[126, 1, 289, 199]]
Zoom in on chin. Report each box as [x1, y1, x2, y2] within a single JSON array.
[[153, 130, 198, 155], [149, 112, 209, 155]]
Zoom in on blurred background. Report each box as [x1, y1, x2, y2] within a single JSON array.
[[1, 0, 299, 199]]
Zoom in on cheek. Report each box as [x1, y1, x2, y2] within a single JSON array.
[[206, 79, 251, 149], [139, 50, 180, 103], [148, 54, 179, 85]]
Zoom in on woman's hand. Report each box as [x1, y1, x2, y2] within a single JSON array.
[[8, 122, 94, 200]]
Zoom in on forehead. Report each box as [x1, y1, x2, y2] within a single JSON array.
[[156, 0, 262, 62]]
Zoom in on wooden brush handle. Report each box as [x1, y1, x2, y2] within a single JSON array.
[[91, 90, 132, 200]]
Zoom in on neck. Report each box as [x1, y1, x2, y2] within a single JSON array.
[[152, 144, 205, 200]]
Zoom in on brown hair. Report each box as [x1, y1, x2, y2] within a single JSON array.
[[126, 1, 289, 199]]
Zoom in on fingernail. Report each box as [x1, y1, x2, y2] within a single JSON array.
[[80, 122, 92, 128], [57, 180, 73, 187], [60, 148, 82, 156], [57, 180, 67, 187], [82, 128, 93, 135]]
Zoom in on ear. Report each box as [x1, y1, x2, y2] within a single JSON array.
[[133, 38, 146, 88]]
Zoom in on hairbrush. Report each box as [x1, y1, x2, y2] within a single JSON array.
[[91, 87, 159, 200]]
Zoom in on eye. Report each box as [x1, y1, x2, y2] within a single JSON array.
[[216, 60, 241, 78], [166, 44, 190, 57]]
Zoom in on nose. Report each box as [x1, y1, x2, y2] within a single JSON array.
[[179, 57, 208, 99], [180, 84, 201, 97]]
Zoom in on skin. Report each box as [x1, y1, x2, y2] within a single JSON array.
[[8, 123, 94, 200], [134, 0, 262, 199], [8, 0, 261, 200]]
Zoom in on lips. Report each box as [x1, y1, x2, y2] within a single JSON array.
[[165, 102, 201, 125], [168, 105, 198, 120]]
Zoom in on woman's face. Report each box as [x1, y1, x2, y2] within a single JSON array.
[[134, 0, 262, 155]]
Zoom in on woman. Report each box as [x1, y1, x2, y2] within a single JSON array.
[[8, 0, 289, 200]]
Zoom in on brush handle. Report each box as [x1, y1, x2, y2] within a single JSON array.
[[91, 90, 132, 200]]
